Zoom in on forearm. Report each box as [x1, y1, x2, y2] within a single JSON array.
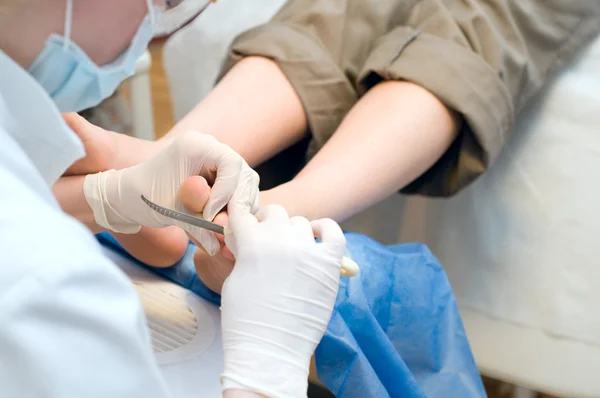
[[53, 176, 188, 267], [162, 56, 307, 168], [262, 81, 460, 221]]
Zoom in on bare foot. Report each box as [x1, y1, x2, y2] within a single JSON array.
[[62, 112, 159, 174], [178, 176, 234, 259], [193, 244, 235, 294], [63, 113, 121, 174], [179, 176, 236, 293]]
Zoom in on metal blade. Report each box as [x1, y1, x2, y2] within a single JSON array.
[[141, 195, 225, 235]]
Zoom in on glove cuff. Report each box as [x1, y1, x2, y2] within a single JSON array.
[[221, 347, 310, 398], [83, 170, 141, 234]]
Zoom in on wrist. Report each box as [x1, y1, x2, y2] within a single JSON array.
[[83, 170, 141, 234], [221, 348, 310, 398]]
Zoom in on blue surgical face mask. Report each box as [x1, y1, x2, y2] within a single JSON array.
[[28, 0, 157, 113]]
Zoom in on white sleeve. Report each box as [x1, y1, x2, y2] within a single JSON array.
[[0, 250, 176, 398], [0, 141, 173, 398], [0, 254, 173, 398]]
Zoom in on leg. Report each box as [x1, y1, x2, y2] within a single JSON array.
[[164, 56, 307, 168], [262, 80, 460, 222]]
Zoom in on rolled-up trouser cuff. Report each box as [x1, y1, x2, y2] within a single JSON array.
[[358, 26, 514, 196]]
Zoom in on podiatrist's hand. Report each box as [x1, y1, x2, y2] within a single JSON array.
[[83, 132, 260, 255], [220, 205, 345, 398]]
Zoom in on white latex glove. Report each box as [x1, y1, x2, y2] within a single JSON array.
[[220, 205, 345, 398], [83, 132, 260, 255]]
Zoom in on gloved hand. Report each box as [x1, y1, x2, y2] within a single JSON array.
[[83, 132, 260, 255], [220, 205, 345, 398]]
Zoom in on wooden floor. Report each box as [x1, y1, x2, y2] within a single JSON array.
[[145, 39, 556, 398], [148, 39, 176, 139]]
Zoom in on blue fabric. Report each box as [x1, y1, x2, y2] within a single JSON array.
[[97, 231, 485, 398]]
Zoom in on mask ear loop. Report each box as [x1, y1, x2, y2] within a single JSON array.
[[62, 0, 73, 50], [61, 0, 155, 52], [146, 0, 157, 27]]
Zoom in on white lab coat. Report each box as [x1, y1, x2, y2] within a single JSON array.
[[0, 50, 173, 397]]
